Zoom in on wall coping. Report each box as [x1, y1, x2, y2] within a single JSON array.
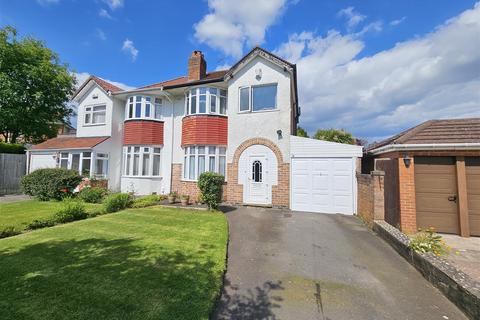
[[374, 220, 480, 319]]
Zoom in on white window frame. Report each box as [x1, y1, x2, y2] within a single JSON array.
[[237, 83, 278, 113], [123, 145, 162, 178], [57, 151, 108, 178], [94, 153, 109, 179], [84, 104, 107, 125], [125, 95, 163, 121], [183, 145, 226, 181], [185, 87, 227, 116]]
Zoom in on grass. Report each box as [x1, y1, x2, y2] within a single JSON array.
[[0, 200, 102, 231], [0, 206, 228, 320]]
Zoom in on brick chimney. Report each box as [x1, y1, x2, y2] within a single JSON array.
[[187, 50, 207, 81]]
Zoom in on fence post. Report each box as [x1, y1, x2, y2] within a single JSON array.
[[371, 170, 385, 221]]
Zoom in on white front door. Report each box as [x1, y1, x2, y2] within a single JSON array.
[[245, 156, 271, 205]]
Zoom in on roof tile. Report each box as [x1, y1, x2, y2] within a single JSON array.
[[31, 136, 110, 150]]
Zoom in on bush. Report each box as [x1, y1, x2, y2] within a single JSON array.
[[0, 142, 25, 154], [0, 226, 21, 238], [131, 195, 161, 208], [103, 193, 133, 213], [197, 172, 224, 210], [21, 168, 82, 201], [409, 228, 450, 256], [26, 219, 56, 230], [53, 199, 88, 223], [78, 187, 108, 203]]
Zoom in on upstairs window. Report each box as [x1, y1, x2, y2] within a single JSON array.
[[239, 84, 277, 112], [84, 105, 106, 125], [185, 87, 227, 116], [126, 96, 162, 121]]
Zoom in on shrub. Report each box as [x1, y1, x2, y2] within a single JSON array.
[[21, 168, 82, 201], [0, 226, 21, 238], [0, 142, 25, 154], [197, 172, 224, 210], [103, 193, 133, 213], [78, 186, 108, 203], [53, 199, 88, 223], [409, 228, 450, 256], [131, 195, 161, 208], [26, 219, 56, 230]]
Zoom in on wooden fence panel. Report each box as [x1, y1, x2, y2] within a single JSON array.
[[0, 153, 26, 195]]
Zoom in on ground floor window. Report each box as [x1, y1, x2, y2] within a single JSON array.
[[57, 151, 108, 178], [183, 145, 226, 180], [123, 146, 161, 177]]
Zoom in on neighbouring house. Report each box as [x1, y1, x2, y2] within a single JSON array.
[[364, 118, 480, 237], [27, 47, 362, 213]]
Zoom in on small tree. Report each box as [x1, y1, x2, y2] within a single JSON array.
[[197, 172, 224, 210], [0, 26, 76, 143], [296, 126, 308, 138], [313, 128, 355, 145]]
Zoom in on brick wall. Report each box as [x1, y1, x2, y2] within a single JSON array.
[[181, 116, 228, 146], [124, 120, 164, 145], [398, 157, 417, 234], [357, 171, 385, 227], [187, 51, 206, 81]]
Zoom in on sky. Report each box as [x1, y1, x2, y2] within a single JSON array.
[[1, 0, 479, 141]]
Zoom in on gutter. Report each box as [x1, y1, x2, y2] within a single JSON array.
[[368, 143, 480, 155]]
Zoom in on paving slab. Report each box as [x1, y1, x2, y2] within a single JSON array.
[[213, 207, 468, 320]]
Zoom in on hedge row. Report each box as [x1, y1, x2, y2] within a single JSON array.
[[0, 142, 25, 154]]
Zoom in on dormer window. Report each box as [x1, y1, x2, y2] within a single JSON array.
[[126, 95, 162, 121], [84, 105, 106, 125], [185, 87, 227, 116]]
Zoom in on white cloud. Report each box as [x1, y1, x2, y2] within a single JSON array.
[[96, 28, 106, 41], [102, 0, 123, 10], [36, 0, 60, 5], [121, 39, 138, 62], [337, 6, 366, 30], [390, 16, 406, 26], [275, 3, 480, 140], [194, 0, 287, 58], [99, 9, 113, 19]]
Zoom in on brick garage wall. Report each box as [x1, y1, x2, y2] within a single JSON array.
[[398, 157, 417, 234], [226, 138, 289, 208], [357, 171, 385, 227], [375, 158, 400, 228], [170, 164, 227, 203]]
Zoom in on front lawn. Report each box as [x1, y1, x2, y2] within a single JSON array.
[[0, 206, 228, 319], [0, 200, 102, 230]]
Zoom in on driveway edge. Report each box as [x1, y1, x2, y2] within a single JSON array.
[[373, 220, 480, 320]]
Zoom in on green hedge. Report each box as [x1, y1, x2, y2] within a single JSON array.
[[21, 168, 83, 201], [197, 172, 224, 210], [0, 143, 25, 154]]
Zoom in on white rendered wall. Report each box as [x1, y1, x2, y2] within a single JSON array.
[[227, 56, 292, 163], [29, 152, 56, 172], [76, 86, 113, 137]]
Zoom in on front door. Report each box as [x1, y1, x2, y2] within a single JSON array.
[[245, 156, 271, 205]]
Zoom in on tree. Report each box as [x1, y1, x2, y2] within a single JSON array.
[[313, 128, 355, 144], [296, 126, 308, 138], [0, 26, 76, 143]]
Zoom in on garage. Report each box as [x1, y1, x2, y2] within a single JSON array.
[[466, 157, 480, 236], [290, 136, 363, 214]]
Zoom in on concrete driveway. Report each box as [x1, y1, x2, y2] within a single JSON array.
[[213, 207, 467, 320]]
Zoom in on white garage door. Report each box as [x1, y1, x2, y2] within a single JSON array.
[[291, 157, 355, 214], [30, 153, 56, 172]]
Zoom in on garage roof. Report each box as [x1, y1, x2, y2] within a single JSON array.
[[30, 136, 109, 150], [290, 135, 363, 158]]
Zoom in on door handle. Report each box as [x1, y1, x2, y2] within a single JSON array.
[[448, 195, 457, 203]]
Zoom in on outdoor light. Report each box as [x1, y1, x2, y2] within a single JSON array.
[[277, 129, 283, 140], [403, 154, 412, 168]]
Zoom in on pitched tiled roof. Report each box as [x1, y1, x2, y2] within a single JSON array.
[[138, 70, 228, 89], [367, 118, 480, 151], [31, 136, 110, 150], [73, 75, 124, 100]]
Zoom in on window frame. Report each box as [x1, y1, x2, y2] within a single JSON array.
[[125, 95, 163, 121], [123, 145, 162, 178], [182, 145, 226, 181], [84, 104, 107, 126], [237, 83, 278, 113], [57, 151, 108, 178], [185, 87, 227, 117]]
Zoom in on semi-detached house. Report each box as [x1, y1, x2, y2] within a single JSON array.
[[28, 47, 362, 213]]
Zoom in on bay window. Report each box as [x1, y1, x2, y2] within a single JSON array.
[[239, 83, 277, 112], [183, 146, 226, 180], [126, 96, 162, 121], [123, 146, 162, 177], [84, 105, 106, 125], [185, 87, 227, 116]]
